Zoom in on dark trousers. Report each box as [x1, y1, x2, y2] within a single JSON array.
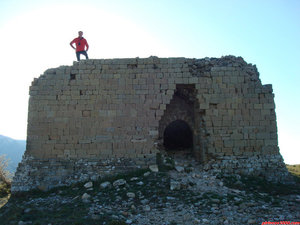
[[76, 51, 89, 61]]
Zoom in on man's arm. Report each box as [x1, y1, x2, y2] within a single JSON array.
[[85, 41, 89, 51], [70, 39, 76, 50], [70, 42, 75, 49]]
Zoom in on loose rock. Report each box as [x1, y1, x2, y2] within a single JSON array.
[[100, 181, 111, 189], [175, 166, 184, 173], [143, 172, 151, 177], [113, 179, 126, 187], [127, 192, 136, 198], [143, 205, 151, 212], [84, 181, 93, 189], [247, 219, 256, 224], [149, 165, 159, 172], [170, 180, 181, 190], [82, 193, 91, 201]]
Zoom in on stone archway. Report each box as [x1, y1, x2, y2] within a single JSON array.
[[158, 84, 203, 158], [163, 119, 193, 151]]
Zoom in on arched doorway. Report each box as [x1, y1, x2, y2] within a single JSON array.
[[163, 120, 193, 151], [158, 84, 205, 161]]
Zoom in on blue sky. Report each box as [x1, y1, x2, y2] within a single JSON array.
[[0, 0, 299, 163]]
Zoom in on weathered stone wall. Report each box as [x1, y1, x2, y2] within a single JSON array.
[[12, 56, 288, 192]]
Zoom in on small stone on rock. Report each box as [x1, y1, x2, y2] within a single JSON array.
[[24, 208, 31, 213], [149, 164, 159, 172], [143, 205, 151, 211], [170, 180, 181, 190], [82, 193, 91, 200], [247, 219, 256, 224], [211, 198, 220, 203], [141, 199, 149, 205], [137, 181, 144, 185], [113, 179, 126, 187], [84, 181, 93, 189], [175, 166, 185, 172], [91, 214, 101, 220], [143, 172, 151, 177], [100, 181, 111, 189], [202, 218, 209, 223], [127, 192, 136, 198], [234, 197, 241, 202]]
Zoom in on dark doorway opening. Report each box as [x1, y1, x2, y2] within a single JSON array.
[[163, 120, 193, 151]]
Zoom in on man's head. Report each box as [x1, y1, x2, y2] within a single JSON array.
[[78, 31, 83, 37]]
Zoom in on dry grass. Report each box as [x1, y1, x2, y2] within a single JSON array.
[[0, 197, 10, 208], [286, 164, 300, 178], [0, 155, 11, 186], [0, 184, 10, 208], [0, 155, 11, 208]]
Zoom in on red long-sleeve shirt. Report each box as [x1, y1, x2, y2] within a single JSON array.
[[70, 37, 89, 52]]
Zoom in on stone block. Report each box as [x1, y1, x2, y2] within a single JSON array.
[[263, 103, 275, 109], [82, 110, 91, 117]]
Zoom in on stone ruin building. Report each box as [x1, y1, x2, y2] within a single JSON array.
[[12, 56, 289, 192]]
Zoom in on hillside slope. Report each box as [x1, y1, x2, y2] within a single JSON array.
[[0, 135, 26, 173]]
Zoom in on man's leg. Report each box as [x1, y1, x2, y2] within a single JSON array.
[[76, 52, 80, 61], [83, 51, 89, 59]]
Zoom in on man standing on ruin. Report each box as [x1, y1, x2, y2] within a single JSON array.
[[70, 31, 89, 61]]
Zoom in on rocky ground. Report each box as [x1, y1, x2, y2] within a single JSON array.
[[0, 156, 299, 225]]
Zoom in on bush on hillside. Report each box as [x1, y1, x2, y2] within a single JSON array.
[[0, 155, 11, 185]]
